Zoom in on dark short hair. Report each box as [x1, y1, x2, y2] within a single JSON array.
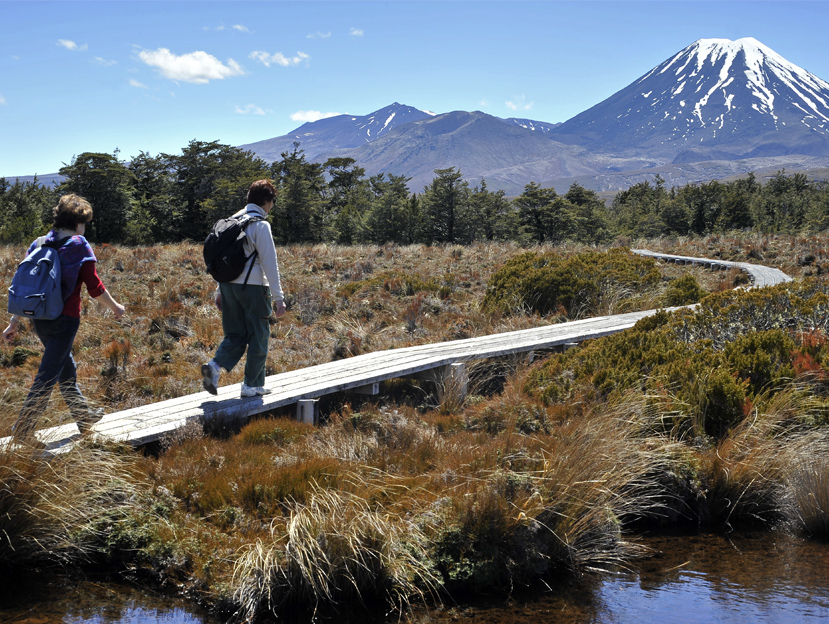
[[53, 194, 93, 230], [247, 179, 277, 207]]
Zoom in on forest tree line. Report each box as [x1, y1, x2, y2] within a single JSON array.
[[2, 139, 829, 247]]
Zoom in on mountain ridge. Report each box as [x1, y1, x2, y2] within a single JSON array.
[[10, 38, 829, 196], [235, 38, 829, 194]]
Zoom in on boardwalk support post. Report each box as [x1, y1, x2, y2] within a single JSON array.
[[297, 399, 319, 425]]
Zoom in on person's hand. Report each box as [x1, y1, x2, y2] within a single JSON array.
[[3, 319, 18, 343], [215, 291, 222, 312], [273, 300, 286, 318], [112, 303, 126, 320]]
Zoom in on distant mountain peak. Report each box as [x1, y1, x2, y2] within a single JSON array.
[[239, 102, 433, 161], [647, 37, 829, 124], [552, 37, 829, 161]]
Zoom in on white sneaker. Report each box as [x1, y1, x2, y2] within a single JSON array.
[[201, 361, 221, 395], [241, 383, 272, 397]]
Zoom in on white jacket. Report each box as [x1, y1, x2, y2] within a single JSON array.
[[229, 204, 284, 302]]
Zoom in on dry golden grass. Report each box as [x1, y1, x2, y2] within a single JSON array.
[[0, 437, 146, 571], [2, 236, 814, 428], [3, 236, 829, 616]]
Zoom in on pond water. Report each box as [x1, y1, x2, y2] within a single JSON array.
[[3, 532, 829, 624]]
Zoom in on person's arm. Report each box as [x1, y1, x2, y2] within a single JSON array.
[[93, 289, 125, 319], [2, 315, 21, 342], [79, 261, 124, 319], [251, 221, 286, 317]]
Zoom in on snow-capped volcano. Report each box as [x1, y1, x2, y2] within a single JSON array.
[[551, 37, 829, 161]]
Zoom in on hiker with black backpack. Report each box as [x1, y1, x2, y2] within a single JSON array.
[[3, 194, 125, 444], [201, 179, 286, 397]]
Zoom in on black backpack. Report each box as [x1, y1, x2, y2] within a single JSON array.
[[203, 214, 263, 285]]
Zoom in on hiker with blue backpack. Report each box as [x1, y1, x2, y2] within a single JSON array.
[[201, 179, 286, 398], [3, 194, 125, 444]]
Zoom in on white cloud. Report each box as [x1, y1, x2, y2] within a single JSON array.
[[138, 48, 244, 84], [235, 104, 266, 115], [94, 57, 117, 67], [0, 94, 6, 105], [57, 39, 88, 52], [307, 31, 332, 39], [479, 98, 490, 107], [206, 24, 250, 33], [129, 79, 149, 89], [291, 110, 341, 123], [506, 96, 534, 111], [349, 28, 364, 37], [249, 50, 309, 67]]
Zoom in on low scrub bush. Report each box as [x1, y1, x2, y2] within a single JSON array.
[[527, 282, 829, 438], [482, 248, 661, 317], [664, 274, 707, 306]]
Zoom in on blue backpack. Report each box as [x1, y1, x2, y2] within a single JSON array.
[[7, 237, 71, 320]]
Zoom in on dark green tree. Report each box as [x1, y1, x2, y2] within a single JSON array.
[[678, 181, 724, 235], [804, 180, 829, 232], [563, 182, 611, 243], [364, 173, 414, 244], [58, 152, 134, 243], [324, 157, 370, 244], [164, 140, 270, 241], [127, 151, 177, 244], [0, 177, 58, 244], [514, 182, 558, 243], [610, 176, 670, 238], [421, 167, 470, 244], [271, 144, 326, 244], [753, 170, 812, 233], [719, 173, 758, 231], [469, 180, 514, 241]]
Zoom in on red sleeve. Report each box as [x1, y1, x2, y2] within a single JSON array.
[[80, 261, 106, 298]]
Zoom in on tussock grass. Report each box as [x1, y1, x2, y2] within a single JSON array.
[[0, 438, 145, 571], [233, 484, 440, 621], [784, 434, 829, 537]]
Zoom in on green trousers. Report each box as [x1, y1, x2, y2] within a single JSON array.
[[214, 283, 272, 387]]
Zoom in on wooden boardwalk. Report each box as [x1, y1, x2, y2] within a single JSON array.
[[630, 249, 792, 288], [8, 250, 793, 453]]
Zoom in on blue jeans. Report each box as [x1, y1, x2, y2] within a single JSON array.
[[13, 314, 88, 439], [213, 283, 272, 387]]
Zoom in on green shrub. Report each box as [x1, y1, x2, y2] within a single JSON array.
[[724, 329, 795, 394], [524, 295, 816, 439], [664, 274, 707, 306], [483, 248, 660, 317]]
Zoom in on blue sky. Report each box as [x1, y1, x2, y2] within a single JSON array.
[[2, 0, 828, 177]]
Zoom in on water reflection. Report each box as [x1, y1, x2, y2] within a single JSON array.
[[2, 533, 829, 624], [411, 532, 829, 624], [598, 532, 829, 623], [0, 578, 222, 624]]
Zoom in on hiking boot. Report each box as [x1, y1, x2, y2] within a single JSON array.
[[201, 361, 221, 395], [241, 383, 272, 397], [77, 407, 105, 434]]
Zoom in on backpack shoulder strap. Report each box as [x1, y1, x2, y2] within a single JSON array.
[[238, 214, 265, 289], [239, 213, 265, 227], [41, 236, 73, 251]]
